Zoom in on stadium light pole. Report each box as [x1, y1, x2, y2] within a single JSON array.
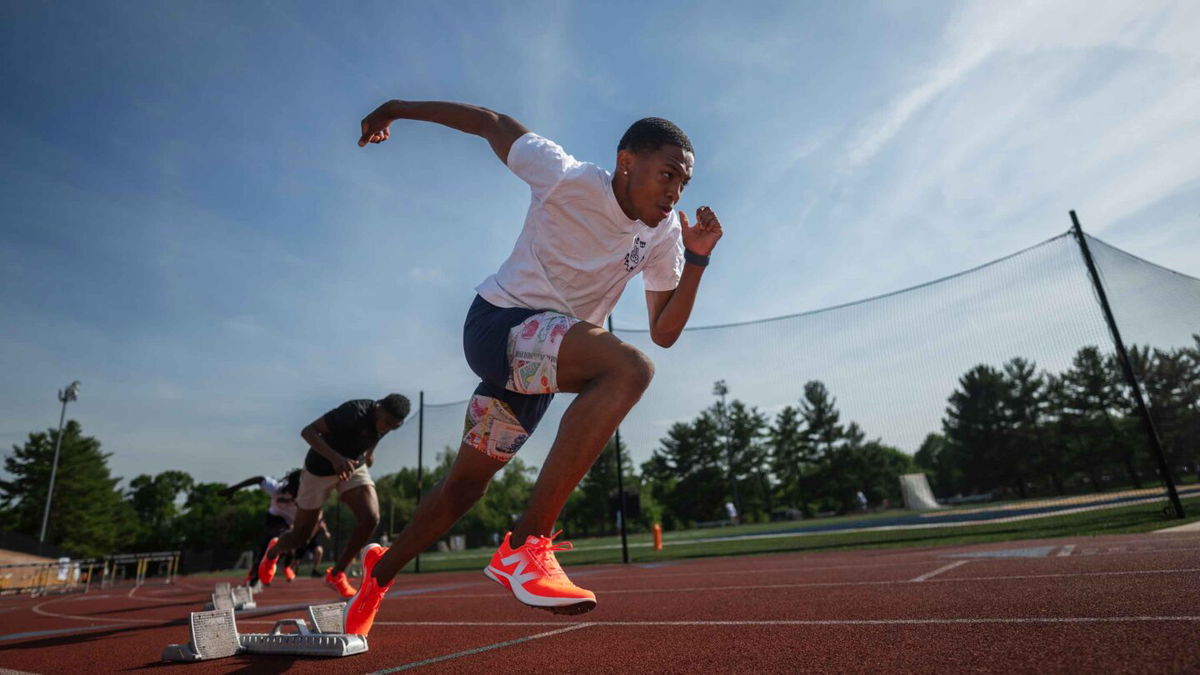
[[713, 380, 741, 524], [40, 380, 81, 544], [414, 390, 424, 573], [1069, 211, 1184, 519]]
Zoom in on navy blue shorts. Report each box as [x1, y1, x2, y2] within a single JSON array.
[[461, 295, 580, 461]]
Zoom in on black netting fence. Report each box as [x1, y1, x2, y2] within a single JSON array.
[[379, 224, 1199, 570]]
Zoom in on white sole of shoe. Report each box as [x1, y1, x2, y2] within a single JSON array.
[[484, 565, 597, 615]]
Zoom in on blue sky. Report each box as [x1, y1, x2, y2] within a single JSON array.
[[2, 0, 1198, 487]]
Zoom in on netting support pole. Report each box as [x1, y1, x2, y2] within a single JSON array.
[[415, 390, 424, 573], [607, 317, 630, 564], [1070, 211, 1185, 519]]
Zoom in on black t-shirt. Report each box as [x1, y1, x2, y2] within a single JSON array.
[[303, 399, 385, 477]]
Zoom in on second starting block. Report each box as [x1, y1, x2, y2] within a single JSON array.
[[162, 603, 365, 661], [203, 582, 256, 611]]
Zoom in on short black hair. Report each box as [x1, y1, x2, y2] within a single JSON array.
[[618, 117, 693, 156], [282, 468, 302, 496], [378, 393, 411, 422]]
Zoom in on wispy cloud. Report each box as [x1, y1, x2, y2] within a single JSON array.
[[3, 0, 1198, 484]]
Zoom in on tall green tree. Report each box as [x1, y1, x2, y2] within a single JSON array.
[[800, 381, 844, 460], [725, 399, 771, 522], [177, 482, 267, 562], [914, 433, 959, 498], [943, 365, 1010, 495], [642, 413, 727, 528], [845, 440, 915, 508], [127, 470, 195, 550], [769, 405, 816, 515], [1034, 374, 1073, 495], [1127, 340, 1200, 480], [0, 421, 136, 557], [1000, 357, 1045, 498], [1056, 346, 1125, 490]]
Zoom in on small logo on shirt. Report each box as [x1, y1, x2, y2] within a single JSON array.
[[624, 236, 647, 272]]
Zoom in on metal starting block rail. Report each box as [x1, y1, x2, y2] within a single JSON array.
[[162, 604, 365, 661], [202, 582, 256, 611]]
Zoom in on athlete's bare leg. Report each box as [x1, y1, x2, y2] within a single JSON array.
[[267, 507, 321, 558], [371, 444, 505, 584], [333, 485, 381, 574], [509, 321, 653, 543]]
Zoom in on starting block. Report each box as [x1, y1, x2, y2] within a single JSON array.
[[162, 604, 366, 661], [203, 582, 256, 611]]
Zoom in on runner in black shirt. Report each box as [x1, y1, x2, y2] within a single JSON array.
[[257, 393, 410, 598]]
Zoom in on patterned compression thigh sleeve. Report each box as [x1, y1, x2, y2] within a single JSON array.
[[505, 312, 580, 395], [462, 394, 531, 462]]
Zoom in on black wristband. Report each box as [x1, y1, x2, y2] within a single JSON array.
[[684, 249, 710, 267]]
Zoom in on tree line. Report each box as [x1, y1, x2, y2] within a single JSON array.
[[2, 337, 1194, 559], [918, 338, 1199, 501]]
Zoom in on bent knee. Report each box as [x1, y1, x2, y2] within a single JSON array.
[[615, 346, 655, 391]]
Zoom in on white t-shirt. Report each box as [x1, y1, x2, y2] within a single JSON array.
[[260, 476, 297, 526], [474, 133, 684, 326]]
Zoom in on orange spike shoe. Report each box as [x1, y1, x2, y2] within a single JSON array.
[[484, 531, 596, 615]]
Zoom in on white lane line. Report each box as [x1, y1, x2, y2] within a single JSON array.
[[416, 566, 1200, 600], [0, 623, 128, 642], [127, 584, 191, 603], [1058, 545, 1076, 557], [211, 541, 1200, 602], [579, 558, 942, 582], [32, 595, 164, 624], [910, 560, 971, 582], [281, 616, 1200, 630], [369, 623, 593, 673]]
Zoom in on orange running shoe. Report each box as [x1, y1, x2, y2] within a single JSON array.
[[484, 531, 596, 615], [257, 537, 279, 586], [343, 544, 391, 636], [325, 568, 357, 598], [284, 565, 296, 582]]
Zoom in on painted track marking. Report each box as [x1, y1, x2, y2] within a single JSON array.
[[0, 624, 127, 642], [911, 560, 970, 582], [416, 565, 1200, 600], [1058, 545, 1076, 557], [369, 623, 592, 673], [580, 558, 946, 582], [32, 595, 164, 624], [238, 616, 1200, 629]]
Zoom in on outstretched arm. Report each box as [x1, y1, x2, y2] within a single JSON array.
[[219, 476, 264, 498], [645, 206, 724, 348], [358, 100, 530, 164]]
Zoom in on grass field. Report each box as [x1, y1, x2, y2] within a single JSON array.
[[400, 495, 1200, 573], [185, 494, 1200, 579]]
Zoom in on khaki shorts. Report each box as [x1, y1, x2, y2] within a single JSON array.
[[296, 465, 374, 510]]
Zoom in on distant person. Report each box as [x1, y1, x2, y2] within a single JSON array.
[[344, 99, 724, 636], [856, 490, 869, 512], [221, 469, 316, 586], [725, 501, 739, 525], [257, 394, 410, 598]]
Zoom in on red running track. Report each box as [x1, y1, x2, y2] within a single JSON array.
[[1, 532, 1198, 673]]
